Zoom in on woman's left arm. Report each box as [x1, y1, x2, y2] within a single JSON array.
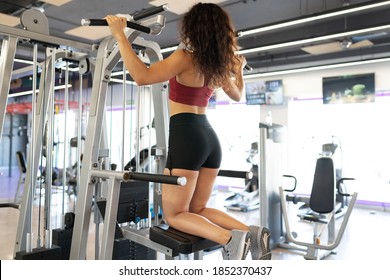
[[222, 56, 246, 102]]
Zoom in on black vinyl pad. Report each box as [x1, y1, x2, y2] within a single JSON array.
[[149, 224, 219, 255]]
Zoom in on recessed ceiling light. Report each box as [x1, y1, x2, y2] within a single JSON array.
[[0, 13, 20, 27], [40, 0, 73, 6], [65, 26, 111, 41], [149, 0, 227, 15]]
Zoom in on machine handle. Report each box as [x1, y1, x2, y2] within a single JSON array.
[[337, 177, 355, 196], [81, 19, 151, 34], [132, 4, 169, 21], [218, 169, 253, 179], [282, 174, 297, 192], [244, 64, 253, 71], [128, 171, 187, 186]]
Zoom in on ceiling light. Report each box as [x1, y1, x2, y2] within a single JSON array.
[[238, 0, 390, 37], [65, 26, 111, 41], [14, 59, 35, 65], [8, 84, 72, 98], [238, 24, 390, 55], [0, 13, 20, 27], [149, 0, 227, 15], [243, 57, 390, 79], [40, 0, 73, 6]]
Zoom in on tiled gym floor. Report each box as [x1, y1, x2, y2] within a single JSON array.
[[1, 168, 390, 261]]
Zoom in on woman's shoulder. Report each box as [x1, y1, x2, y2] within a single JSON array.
[[168, 48, 193, 71]]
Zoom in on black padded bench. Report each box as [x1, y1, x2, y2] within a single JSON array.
[[149, 224, 220, 259], [148, 170, 249, 260]]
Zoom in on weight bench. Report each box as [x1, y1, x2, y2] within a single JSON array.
[[149, 224, 220, 260]]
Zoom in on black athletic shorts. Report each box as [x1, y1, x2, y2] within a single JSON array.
[[165, 113, 222, 171]]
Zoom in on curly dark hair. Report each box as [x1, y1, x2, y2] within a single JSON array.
[[180, 3, 240, 89]]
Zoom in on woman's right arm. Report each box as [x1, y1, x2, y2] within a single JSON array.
[[105, 15, 187, 86]]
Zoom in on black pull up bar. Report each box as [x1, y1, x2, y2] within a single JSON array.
[[132, 4, 169, 21], [81, 4, 168, 34], [81, 18, 151, 34]]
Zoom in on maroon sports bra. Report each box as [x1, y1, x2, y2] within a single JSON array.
[[169, 76, 213, 107]]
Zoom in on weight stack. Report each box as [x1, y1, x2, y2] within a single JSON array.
[[112, 238, 157, 260], [52, 228, 73, 260], [15, 245, 61, 260], [52, 212, 76, 260], [98, 180, 156, 260]]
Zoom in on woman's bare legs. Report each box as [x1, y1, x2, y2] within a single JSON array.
[[190, 167, 249, 231], [162, 167, 248, 245]]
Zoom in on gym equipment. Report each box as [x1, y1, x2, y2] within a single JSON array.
[[149, 224, 219, 260], [258, 122, 287, 249], [14, 245, 61, 260], [1, 4, 258, 261], [279, 156, 358, 259], [15, 151, 27, 202], [69, 5, 176, 260], [81, 4, 168, 36], [52, 212, 75, 260], [0, 9, 94, 258], [292, 138, 350, 219], [224, 142, 260, 212], [148, 169, 252, 260], [95, 180, 157, 260], [0, 35, 17, 146]]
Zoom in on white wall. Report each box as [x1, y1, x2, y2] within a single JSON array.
[[272, 61, 390, 99], [235, 60, 390, 204]]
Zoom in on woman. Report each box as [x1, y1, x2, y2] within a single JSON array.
[[105, 2, 271, 260]]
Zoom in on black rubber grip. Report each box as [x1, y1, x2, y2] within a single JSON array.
[[81, 19, 151, 34], [244, 64, 253, 71], [129, 172, 186, 185], [132, 4, 168, 21], [218, 169, 252, 179], [0, 203, 19, 209]]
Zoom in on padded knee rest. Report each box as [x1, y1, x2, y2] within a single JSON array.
[[149, 224, 219, 255]]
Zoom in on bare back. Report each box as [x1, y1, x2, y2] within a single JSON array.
[[169, 49, 209, 116]]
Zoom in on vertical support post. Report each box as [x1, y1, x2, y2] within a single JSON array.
[[70, 31, 141, 260], [258, 123, 285, 249], [145, 42, 168, 223], [0, 36, 17, 143], [99, 177, 121, 260], [44, 48, 56, 237], [70, 42, 112, 260], [259, 125, 268, 227]]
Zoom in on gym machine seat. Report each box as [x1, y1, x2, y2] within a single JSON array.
[[149, 224, 220, 259], [145, 169, 252, 259], [279, 157, 358, 260]]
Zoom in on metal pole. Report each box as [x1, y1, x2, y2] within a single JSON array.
[[44, 48, 56, 248], [0, 36, 17, 146], [62, 62, 69, 229], [122, 63, 127, 170]]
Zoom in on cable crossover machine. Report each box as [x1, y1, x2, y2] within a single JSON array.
[[0, 4, 254, 260]]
